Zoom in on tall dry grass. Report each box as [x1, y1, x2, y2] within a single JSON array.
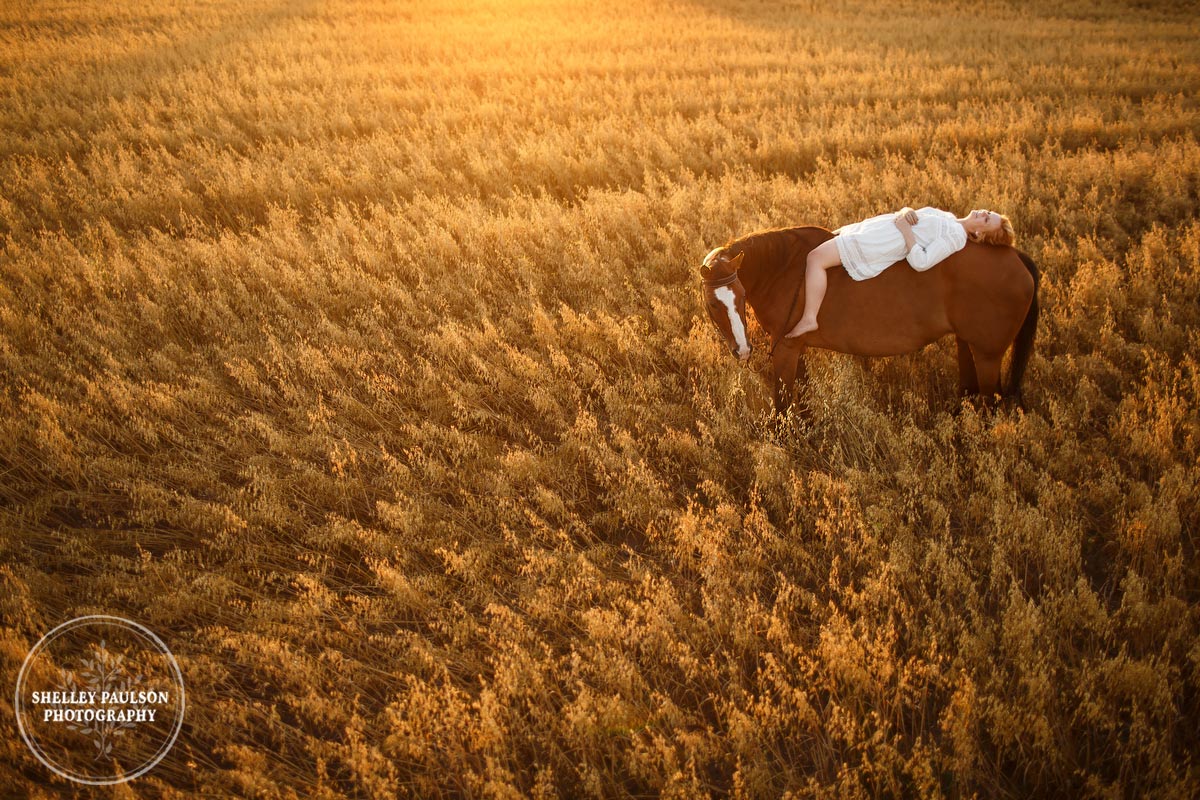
[[1, 0, 1198, 797]]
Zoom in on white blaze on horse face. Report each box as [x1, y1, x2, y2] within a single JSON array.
[[713, 286, 750, 361]]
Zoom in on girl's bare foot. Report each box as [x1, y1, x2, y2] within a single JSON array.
[[786, 316, 818, 337]]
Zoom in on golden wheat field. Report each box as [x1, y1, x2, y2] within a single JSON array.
[[1, 0, 1199, 796]]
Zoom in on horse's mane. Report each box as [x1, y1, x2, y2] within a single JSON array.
[[722, 225, 829, 289], [725, 224, 827, 259]]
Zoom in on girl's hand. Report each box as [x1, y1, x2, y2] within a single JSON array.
[[893, 209, 918, 251]]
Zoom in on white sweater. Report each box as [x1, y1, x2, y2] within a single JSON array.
[[903, 207, 968, 271], [833, 207, 969, 280]]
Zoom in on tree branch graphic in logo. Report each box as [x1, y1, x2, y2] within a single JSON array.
[[15, 616, 186, 785], [56, 639, 155, 760]]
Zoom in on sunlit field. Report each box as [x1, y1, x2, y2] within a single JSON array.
[[2, 0, 1198, 796]]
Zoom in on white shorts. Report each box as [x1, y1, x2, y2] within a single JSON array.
[[833, 214, 908, 280]]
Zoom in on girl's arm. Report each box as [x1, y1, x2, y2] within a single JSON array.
[[906, 226, 960, 271], [894, 209, 918, 251]]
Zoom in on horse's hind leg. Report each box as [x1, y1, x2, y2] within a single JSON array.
[[956, 336, 979, 397], [970, 346, 1004, 402]]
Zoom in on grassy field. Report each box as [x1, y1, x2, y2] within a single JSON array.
[[2, 0, 1198, 796]]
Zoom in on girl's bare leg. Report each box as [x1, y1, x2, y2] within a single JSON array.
[[786, 238, 842, 337]]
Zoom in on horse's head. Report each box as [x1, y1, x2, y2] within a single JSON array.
[[699, 248, 751, 362]]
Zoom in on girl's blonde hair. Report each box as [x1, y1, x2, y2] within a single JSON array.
[[976, 213, 1015, 246]]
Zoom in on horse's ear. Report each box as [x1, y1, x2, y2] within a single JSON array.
[[727, 251, 745, 270], [699, 264, 712, 279]]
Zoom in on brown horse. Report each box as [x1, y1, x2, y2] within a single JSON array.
[[699, 226, 1039, 413]]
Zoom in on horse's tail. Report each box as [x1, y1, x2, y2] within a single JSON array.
[[1006, 250, 1040, 405]]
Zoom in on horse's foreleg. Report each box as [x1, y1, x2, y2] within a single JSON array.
[[956, 336, 979, 397], [771, 340, 806, 414]]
